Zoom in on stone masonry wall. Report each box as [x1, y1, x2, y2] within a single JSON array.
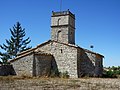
[[11, 54, 33, 77], [51, 42, 78, 78], [78, 49, 103, 77], [51, 11, 75, 44], [77, 48, 82, 77], [35, 41, 78, 78], [94, 55, 103, 76], [34, 54, 52, 77], [51, 15, 69, 26], [51, 26, 69, 44]]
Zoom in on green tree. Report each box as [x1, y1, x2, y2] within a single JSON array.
[[0, 22, 31, 64], [103, 66, 120, 78]]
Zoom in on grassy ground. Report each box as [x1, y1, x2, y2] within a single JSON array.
[[0, 76, 120, 90]]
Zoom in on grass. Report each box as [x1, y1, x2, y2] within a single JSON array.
[[0, 76, 119, 90], [0, 75, 33, 81]]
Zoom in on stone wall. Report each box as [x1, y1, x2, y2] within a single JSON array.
[[78, 49, 103, 77], [77, 48, 82, 77], [33, 54, 52, 77], [11, 40, 103, 78], [36, 41, 78, 78], [51, 11, 75, 44], [11, 53, 34, 77], [51, 26, 69, 44], [51, 15, 69, 26], [35, 41, 103, 78], [51, 42, 78, 78], [94, 55, 103, 76], [11, 51, 53, 77]]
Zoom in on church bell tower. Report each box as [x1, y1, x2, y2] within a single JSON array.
[[51, 10, 75, 44]]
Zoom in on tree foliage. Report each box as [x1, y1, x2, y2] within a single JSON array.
[[103, 66, 120, 78], [0, 22, 31, 64]]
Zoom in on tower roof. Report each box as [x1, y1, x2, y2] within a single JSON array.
[[52, 10, 75, 18]]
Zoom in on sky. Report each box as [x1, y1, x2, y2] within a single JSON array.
[[0, 0, 120, 67]]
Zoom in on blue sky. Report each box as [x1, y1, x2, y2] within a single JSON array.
[[0, 0, 120, 67]]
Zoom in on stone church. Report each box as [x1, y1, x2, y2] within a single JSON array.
[[10, 10, 104, 78]]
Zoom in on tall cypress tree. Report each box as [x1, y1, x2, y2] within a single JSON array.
[[0, 22, 31, 64]]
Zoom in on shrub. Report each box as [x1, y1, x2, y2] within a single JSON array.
[[103, 66, 120, 78], [50, 68, 60, 78], [60, 71, 69, 78]]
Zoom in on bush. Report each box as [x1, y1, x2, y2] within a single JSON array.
[[50, 68, 60, 78], [103, 66, 120, 78], [60, 71, 69, 78], [103, 70, 117, 78]]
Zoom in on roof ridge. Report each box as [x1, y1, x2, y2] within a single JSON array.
[[17, 39, 104, 58]]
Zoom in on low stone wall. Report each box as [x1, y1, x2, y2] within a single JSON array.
[[11, 54, 33, 77], [0, 78, 119, 90]]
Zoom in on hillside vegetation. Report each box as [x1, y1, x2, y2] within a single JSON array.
[[103, 66, 120, 78]]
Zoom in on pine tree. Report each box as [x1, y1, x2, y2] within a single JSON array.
[[0, 22, 31, 64]]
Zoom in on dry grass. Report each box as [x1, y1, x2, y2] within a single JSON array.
[[0, 77, 119, 90], [0, 75, 33, 81]]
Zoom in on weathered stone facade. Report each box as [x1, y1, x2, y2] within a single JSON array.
[[78, 49, 103, 77], [10, 10, 104, 78], [11, 51, 53, 77], [33, 53, 53, 76], [35, 41, 78, 78], [51, 10, 75, 44], [34, 40, 103, 78]]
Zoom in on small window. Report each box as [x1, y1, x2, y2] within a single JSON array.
[[57, 30, 62, 41], [58, 30, 61, 33], [60, 49, 63, 53], [57, 18, 61, 25]]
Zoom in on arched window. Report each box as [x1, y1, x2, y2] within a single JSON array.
[[57, 18, 61, 25], [57, 30, 62, 41]]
